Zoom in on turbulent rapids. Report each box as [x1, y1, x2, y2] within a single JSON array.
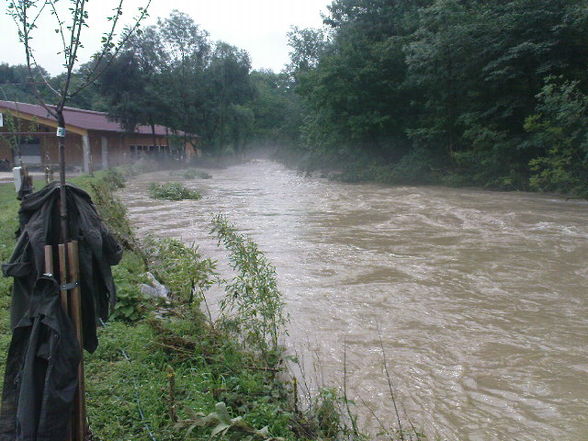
[[120, 160, 588, 441]]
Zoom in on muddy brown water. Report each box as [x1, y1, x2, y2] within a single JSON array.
[[120, 160, 588, 441]]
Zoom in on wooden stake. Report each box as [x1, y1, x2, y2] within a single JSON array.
[[56, 244, 73, 441], [58, 244, 69, 315], [43, 245, 53, 275], [67, 240, 87, 441]]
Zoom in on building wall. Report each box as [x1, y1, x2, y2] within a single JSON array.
[[0, 137, 12, 163], [0, 115, 178, 170], [43, 133, 85, 169], [91, 131, 171, 168]]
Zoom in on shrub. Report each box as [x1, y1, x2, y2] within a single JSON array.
[[148, 182, 202, 201], [145, 237, 216, 305], [109, 247, 150, 323], [211, 214, 287, 366], [111, 281, 147, 322], [88, 179, 139, 251], [103, 168, 126, 189]]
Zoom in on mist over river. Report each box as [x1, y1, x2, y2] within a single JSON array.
[[120, 160, 588, 441]]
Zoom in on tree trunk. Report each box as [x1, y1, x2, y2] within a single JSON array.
[[57, 109, 69, 245]]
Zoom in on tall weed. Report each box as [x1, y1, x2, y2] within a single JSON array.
[[211, 214, 288, 366]]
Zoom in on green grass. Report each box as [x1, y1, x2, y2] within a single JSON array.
[[0, 184, 19, 392], [148, 182, 202, 201]]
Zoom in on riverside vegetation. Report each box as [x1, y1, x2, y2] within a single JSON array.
[[0, 169, 422, 440], [148, 182, 203, 201], [3, 1, 588, 198]]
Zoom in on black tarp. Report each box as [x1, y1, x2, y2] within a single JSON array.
[[4, 182, 122, 352], [0, 277, 80, 441], [0, 182, 122, 440]]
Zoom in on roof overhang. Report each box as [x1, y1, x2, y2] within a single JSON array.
[[0, 105, 88, 137]]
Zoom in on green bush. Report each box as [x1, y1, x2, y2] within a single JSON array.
[[103, 168, 126, 189], [145, 237, 216, 305], [148, 182, 202, 201], [110, 252, 150, 323], [525, 78, 588, 197], [111, 281, 147, 322]]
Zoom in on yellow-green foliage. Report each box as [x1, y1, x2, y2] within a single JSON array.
[[211, 214, 288, 367]]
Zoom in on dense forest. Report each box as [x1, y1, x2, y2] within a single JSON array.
[[2, 0, 588, 196], [289, 0, 588, 196]]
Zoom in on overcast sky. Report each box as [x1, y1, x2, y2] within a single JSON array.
[[0, 0, 331, 75]]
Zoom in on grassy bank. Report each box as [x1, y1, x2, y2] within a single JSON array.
[[270, 147, 588, 200], [0, 171, 352, 441]]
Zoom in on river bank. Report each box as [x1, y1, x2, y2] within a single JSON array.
[[262, 147, 588, 200], [0, 170, 371, 441]]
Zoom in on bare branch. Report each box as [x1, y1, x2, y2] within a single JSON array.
[[80, 0, 124, 78], [16, 1, 58, 119], [47, 0, 69, 65], [342, 343, 361, 437], [358, 395, 391, 438], [28, 51, 62, 97], [27, 0, 50, 33]]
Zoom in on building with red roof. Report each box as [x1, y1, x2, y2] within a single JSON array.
[[0, 100, 198, 172]]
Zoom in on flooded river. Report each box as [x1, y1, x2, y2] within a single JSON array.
[[120, 160, 588, 441]]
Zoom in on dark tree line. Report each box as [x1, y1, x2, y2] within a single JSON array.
[[99, 10, 301, 153], [3, 2, 588, 196], [289, 0, 588, 196], [0, 10, 300, 155]]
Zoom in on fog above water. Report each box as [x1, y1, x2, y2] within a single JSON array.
[[120, 160, 588, 441]]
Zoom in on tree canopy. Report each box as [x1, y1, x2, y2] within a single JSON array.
[[3, 3, 588, 196], [290, 0, 588, 195]]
